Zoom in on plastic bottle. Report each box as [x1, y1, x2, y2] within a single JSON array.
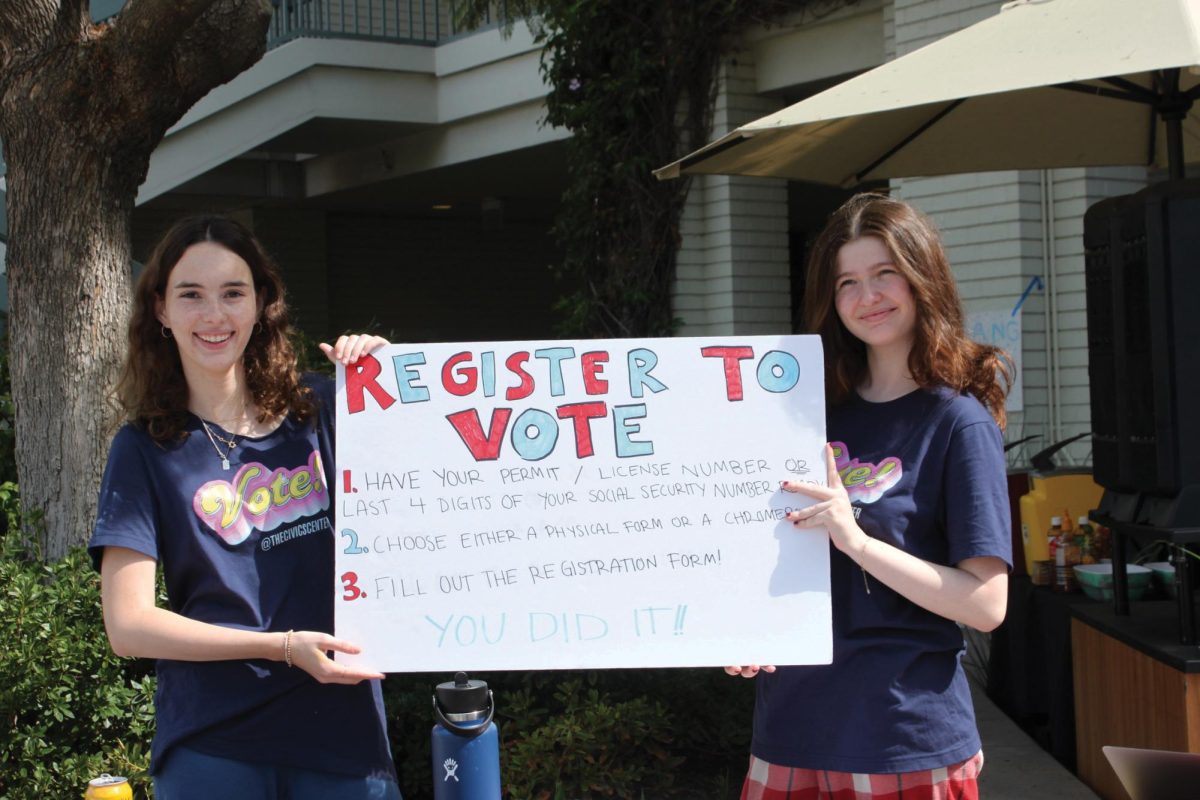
[[1039, 516, 1064, 585], [1063, 536, 1081, 591], [1048, 516, 1063, 556], [1055, 514, 1080, 592], [1093, 524, 1111, 561], [1077, 516, 1097, 564]]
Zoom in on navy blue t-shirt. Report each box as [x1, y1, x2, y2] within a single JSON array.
[[89, 377, 395, 778], [751, 385, 1011, 773]]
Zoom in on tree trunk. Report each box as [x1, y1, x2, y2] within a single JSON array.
[[0, 0, 273, 558], [4, 131, 137, 559]]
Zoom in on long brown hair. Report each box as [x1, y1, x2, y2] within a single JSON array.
[[802, 193, 1012, 428], [115, 215, 315, 442]]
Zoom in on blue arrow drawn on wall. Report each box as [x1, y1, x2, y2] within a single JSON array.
[[1011, 276, 1044, 317]]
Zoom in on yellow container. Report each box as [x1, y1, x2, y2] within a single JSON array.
[[84, 775, 132, 800], [1019, 470, 1105, 576]]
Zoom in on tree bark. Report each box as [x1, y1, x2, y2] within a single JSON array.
[[4, 135, 134, 559], [0, 0, 272, 558]]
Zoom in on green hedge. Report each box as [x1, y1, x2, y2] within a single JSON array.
[[0, 484, 156, 799], [0, 482, 752, 798], [384, 668, 753, 799]]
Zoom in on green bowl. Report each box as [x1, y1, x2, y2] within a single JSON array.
[[1072, 563, 1153, 601], [1144, 561, 1195, 599]]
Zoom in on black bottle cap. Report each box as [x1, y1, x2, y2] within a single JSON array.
[[434, 671, 489, 714]]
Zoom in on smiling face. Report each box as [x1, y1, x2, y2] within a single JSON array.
[[156, 242, 261, 387], [833, 235, 917, 358]]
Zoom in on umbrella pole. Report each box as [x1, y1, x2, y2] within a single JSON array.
[[1161, 68, 1188, 180], [1166, 119, 1184, 180]]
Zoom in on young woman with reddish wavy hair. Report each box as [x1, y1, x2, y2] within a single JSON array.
[[91, 215, 401, 799], [730, 193, 1012, 800], [803, 193, 1011, 428]]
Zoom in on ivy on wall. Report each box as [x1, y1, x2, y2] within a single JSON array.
[[456, 0, 854, 337]]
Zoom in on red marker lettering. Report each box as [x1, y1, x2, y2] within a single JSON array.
[[581, 351, 610, 395], [556, 401, 608, 458], [446, 408, 513, 461], [441, 351, 478, 396], [700, 346, 755, 401], [345, 355, 396, 413], [505, 352, 535, 401]]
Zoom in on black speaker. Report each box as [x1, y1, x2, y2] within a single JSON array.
[[1083, 194, 1125, 489], [1083, 180, 1200, 527]]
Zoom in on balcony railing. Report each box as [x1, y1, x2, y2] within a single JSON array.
[[267, 0, 507, 47]]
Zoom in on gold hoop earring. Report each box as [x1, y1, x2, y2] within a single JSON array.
[[161, 325, 172, 339]]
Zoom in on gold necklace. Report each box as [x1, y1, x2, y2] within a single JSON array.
[[205, 423, 239, 449], [200, 419, 240, 471]]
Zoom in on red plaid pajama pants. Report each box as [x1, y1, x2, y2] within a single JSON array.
[[740, 750, 984, 800]]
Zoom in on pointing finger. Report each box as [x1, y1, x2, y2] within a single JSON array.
[[825, 443, 841, 486], [789, 499, 833, 524], [780, 480, 832, 499]]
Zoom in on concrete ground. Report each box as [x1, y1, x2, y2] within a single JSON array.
[[971, 679, 1099, 798]]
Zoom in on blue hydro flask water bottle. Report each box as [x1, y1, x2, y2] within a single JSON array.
[[432, 672, 501, 800]]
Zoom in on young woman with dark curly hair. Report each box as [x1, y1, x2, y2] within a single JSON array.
[[89, 215, 401, 799], [730, 193, 1013, 800]]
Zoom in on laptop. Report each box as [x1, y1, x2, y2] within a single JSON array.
[[1103, 745, 1200, 800]]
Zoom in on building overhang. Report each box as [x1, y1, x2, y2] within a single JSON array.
[[139, 25, 560, 206]]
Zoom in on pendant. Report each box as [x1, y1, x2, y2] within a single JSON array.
[[222, 458, 231, 471]]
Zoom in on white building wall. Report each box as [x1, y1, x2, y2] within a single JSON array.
[[675, 54, 790, 336], [882, 0, 895, 59], [892, 0, 995, 52], [894, 172, 1046, 460]]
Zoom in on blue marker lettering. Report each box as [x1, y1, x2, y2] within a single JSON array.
[[627, 348, 667, 398], [613, 403, 654, 457], [392, 353, 430, 403], [756, 350, 800, 393]]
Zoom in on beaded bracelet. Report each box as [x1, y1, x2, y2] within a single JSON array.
[[284, 629, 295, 668]]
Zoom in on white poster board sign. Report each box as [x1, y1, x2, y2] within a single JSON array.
[[334, 336, 830, 672], [967, 308, 1023, 412]]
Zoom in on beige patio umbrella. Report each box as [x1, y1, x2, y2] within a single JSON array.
[[656, 0, 1200, 185]]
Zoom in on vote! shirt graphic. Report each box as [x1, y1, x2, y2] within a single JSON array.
[[192, 450, 329, 545], [830, 440, 903, 505]]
